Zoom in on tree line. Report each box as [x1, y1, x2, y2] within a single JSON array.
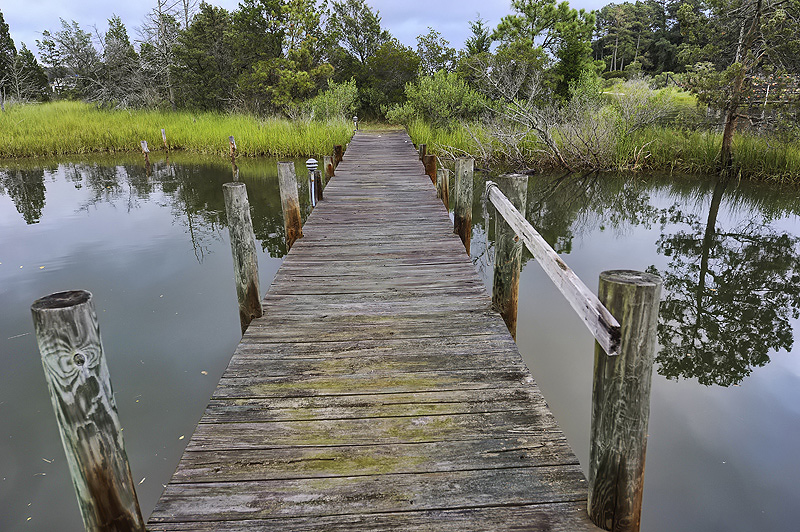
[[1, 0, 799, 170]]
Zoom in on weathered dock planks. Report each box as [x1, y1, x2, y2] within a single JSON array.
[[147, 130, 600, 531]]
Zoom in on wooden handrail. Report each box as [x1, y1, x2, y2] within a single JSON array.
[[485, 181, 621, 356]]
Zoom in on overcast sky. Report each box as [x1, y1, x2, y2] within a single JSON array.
[[4, 0, 606, 58]]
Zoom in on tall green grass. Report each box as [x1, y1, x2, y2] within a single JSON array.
[[0, 101, 354, 158], [408, 118, 800, 182]]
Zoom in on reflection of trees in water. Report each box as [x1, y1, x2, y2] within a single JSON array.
[[2, 157, 291, 262], [647, 178, 800, 386], [502, 171, 800, 387], [0, 167, 47, 224]]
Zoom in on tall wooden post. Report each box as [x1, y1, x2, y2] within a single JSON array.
[[161, 128, 168, 152], [314, 170, 323, 202], [418, 143, 427, 161], [437, 168, 450, 210], [454, 157, 474, 255], [229, 136, 237, 164], [333, 145, 343, 166], [324, 155, 335, 183], [223, 182, 263, 334], [589, 270, 662, 532], [31, 291, 145, 532], [140, 141, 150, 164], [492, 174, 528, 339], [423, 154, 437, 184], [277, 161, 303, 250]]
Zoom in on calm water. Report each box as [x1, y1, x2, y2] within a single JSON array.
[[1, 158, 799, 531]]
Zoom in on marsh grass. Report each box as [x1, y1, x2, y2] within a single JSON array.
[[408, 118, 800, 182], [1, 101, 353, 158]]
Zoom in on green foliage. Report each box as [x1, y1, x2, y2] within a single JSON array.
[[552, 8, 596, 99], [0, 9, 16, 92], [303, 78, 358, 120], [172, 3, 235, 110], [9, 44, 50, 102], [416, 27, 457, 76], [36, 19, 100, 99], [328, 0, 390, 64], [464, 16, 493, 57], [386, 70, 486, 128], [360, 39, 419, 118]]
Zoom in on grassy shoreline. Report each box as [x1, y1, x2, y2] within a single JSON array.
[[407, 120, 800, 183], [1, 101, 354, 159]]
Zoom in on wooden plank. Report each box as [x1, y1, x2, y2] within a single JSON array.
[[147, 130, 599, 532]]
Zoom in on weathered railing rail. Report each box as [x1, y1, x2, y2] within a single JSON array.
[[484, 178, 661, 532], [485, 180, 621, 355]]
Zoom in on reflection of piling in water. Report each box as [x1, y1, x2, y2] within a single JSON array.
[[223, 182, 263, 334], [589, 270, 661, 532], [277, 161, 303, 251], [30, 290, 146, 532], [454, 157, 474, 255], [491, 174, 528, 339], [141, 140, 151, 176]]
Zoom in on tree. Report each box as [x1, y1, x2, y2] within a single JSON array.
[[684, 0, 800, 172], [552, 8, 596, 98], [492, 0, 573, 54], [328, 0, 390, 64], [7, 44, 50, 101], [416, 27, 457, 76], [464, 15, 493, 57], [361, 39, 419, 117], [0, 9, 16, 104], [36, 19, 100, 99], [172, 3, 235, 109], [96, 16, 142, 106], [386, 70, 486, 128]]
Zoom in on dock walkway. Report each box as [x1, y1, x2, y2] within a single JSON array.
[[147, 130, 599, 531]]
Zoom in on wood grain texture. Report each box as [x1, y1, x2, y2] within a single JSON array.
[[454, 157, 474, 255], [223, 182, 262, 334], [487, 181, 621, 356], [277, 162, 303, 250], [31, 291, 145, 532], [588, 271, 661, 532], [147, 130, 600, 531]]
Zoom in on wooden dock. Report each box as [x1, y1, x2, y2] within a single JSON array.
[[147, 130, 600, 531]]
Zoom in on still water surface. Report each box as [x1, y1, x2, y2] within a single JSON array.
[[1, 156, 799, 531]]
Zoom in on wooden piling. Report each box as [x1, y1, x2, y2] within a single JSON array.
[[140, 140, 150, 163], [492, 174, 528, 339], [277, 162, 303, 250], [437, 167, 450, 210], [223, 182, 263, 334], [324, 155, 335, 183], [418, 143, 427, 161], [334, 145, 343, 166], [589, 270, 662, 532], [31, 290, 145, 532], [314, 169, 323, 202], [229, 136, 237, 164], [454, 157, 474, 255], [423, 154, 437, 185], [161, 129, 168, 152]]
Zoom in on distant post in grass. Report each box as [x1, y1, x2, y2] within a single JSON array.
[[223, 182, 263, 334], [454, 157, 474, 255], [277, 161, 303, 250], [140, 140, 150, 163], [31, 290, 146, 532], [492, 174, 528, 339], [437, 168, 450, 210], [589, 270, 662, 532], [418, 143, 427, 161], [229, 136, 237, 163], [324, 155, 335, 183], [423, 154, 437, 185], [334, 145, 343, 166], [161, 128, 168, 153]]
